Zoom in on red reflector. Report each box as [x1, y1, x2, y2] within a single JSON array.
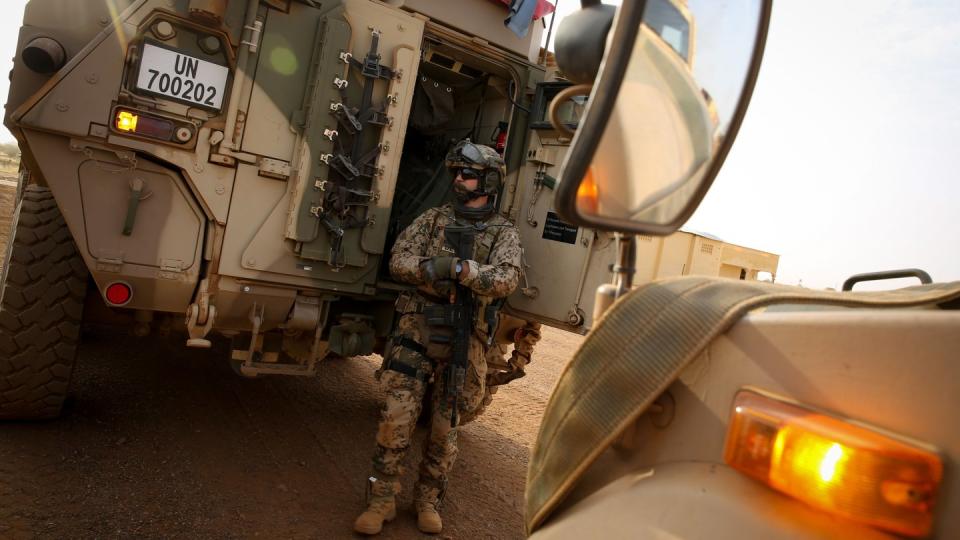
[[105, 282, 132, 306]]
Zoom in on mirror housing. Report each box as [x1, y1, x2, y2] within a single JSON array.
[[554, 1, 772, 236], [553, 2, 617, 84]]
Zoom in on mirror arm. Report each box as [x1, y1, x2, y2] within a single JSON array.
[[612, 233, 637, 293], [548, 84, 592, 137], [593, 233, 637, 322]]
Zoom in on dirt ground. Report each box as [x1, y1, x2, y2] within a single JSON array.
[[0, 328, 582, 539], [0, 180, 586, 539], [0, 172, 15, 274]]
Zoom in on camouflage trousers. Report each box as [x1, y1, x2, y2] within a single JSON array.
[[371, 312, 487, 502]]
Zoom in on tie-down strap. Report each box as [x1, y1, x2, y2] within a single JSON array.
[[525, 276, 960, 533]]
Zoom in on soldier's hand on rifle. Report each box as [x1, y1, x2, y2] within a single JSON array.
[[433, 279, 457, 300], [420, 256, 460, 284]]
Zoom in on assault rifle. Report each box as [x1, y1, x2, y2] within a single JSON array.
[[424, 225, 476, 427]]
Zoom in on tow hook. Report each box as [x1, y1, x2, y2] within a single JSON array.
[[185, 304, 216, 348]]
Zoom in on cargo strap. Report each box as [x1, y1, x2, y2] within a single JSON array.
[[385, 360, 426, 382], [525, 276, 960, 534], [395, 336, 427, 357], [384, 336, 430, 382], [397, 291, 446, 315]]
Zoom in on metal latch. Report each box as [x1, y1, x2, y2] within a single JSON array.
[[123, 177, 151, 236]]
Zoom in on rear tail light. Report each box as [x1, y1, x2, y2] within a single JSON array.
[[114, 108, 175, 140], [104, 282, 133, 306], [113, 108, 192, 143], [724, 389, 942, 537]]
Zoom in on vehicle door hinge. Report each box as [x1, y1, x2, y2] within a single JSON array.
[[242, 20, 264, 53], [96, 255, 124, 273], [159, 259, 185, 279], [258, 157, 291, 179]]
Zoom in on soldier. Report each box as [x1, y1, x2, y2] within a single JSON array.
[[354, 140, 522, 535]]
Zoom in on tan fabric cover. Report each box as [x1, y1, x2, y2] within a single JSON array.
[[525, 276, 960, 533]]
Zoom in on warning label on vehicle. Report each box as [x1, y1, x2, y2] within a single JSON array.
[[542, 211, 579, 244]]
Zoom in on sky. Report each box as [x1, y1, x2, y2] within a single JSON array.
[[543, 0, 960, 290], [2, 1, 958, 290], [686, 1, 960, 289]]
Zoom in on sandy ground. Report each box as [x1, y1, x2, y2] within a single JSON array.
[[0, 327, 581, 539], [0, 172, 14, 275], [0, 179, 586, 538]]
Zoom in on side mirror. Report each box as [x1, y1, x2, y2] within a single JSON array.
[[553, 0, 772, 235]]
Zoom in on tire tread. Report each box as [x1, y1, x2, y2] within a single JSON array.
[[0, 185, 86, 420]]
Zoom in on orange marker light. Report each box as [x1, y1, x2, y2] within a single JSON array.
[[576, 166, 599, 215], [725, 389, 942, 537], [116, 110, 138, 132]]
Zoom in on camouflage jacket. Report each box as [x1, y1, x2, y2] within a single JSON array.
[[390, 204, 521, 300]]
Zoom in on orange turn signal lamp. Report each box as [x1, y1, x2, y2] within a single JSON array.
[[724, 389, 942, 537], [116, 110, 138, 132], [576, 166, 599, 215], [114, 108, 178, 142]]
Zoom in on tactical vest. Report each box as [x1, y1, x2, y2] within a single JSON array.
[[421, 204, 510, 339]]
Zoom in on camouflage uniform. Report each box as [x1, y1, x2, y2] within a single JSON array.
[[459, 315, 542, 425], [369, 202, 521, 513]]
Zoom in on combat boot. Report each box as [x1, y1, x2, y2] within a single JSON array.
[[354, 476, 399, 535], [415, 500, 442, 534], [354, 497, 396, 535], [414, 483, 444, 534]]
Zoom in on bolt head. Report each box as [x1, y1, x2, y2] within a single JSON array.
[[153, 21, 175, 40]]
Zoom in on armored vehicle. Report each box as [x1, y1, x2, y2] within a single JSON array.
[[2, 0, 659, 419], [525, 1, 960, 539]]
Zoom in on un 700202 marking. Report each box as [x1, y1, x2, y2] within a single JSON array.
[[135, 42, 229, 110]]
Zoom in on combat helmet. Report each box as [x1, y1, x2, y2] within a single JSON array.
[[445, 139, 504, 219]]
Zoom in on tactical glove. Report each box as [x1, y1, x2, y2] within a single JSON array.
[[420, 256, 460, 284], [432, 279, 458, 299]]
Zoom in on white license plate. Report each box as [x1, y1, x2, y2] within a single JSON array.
[[136, 42, 229, 110]]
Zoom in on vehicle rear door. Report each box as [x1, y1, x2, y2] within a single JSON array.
[[505, 82, 618, 332]]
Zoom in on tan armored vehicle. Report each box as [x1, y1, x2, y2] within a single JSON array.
[[525, 1, 960, 539], [2, 0, 687, 421]]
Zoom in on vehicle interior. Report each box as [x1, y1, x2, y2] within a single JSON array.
[[386, 36, 519, 251]]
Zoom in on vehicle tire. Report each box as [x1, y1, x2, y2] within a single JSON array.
[[0, 185, 87, 420]]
